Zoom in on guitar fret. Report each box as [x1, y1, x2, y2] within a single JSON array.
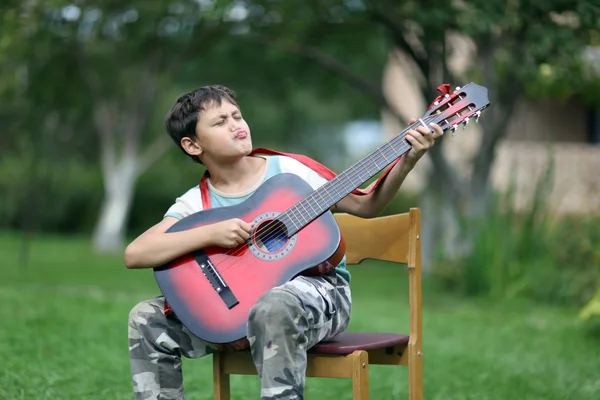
[[278, 213, 298, 232], [313, 187, 328, 208], [381, 142, 396, 159], [328, 183, 344, 208], [295, 202, 310, 224], [288, 205, 306, 229], [299, 199, 315, 220], [314, 193, 331, 213], [377, 147, 390, 162]]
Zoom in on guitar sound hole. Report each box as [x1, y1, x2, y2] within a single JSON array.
[[254, 219, 289, 253]]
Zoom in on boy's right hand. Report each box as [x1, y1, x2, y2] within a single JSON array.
[[211, 218, 254, 248]]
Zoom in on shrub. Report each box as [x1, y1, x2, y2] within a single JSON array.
[[432, 149, 600, 306]]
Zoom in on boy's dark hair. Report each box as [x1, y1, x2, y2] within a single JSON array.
[[165, 85, 239, 164]]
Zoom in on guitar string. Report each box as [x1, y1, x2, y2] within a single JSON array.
[[201, 93, 482, 277], [208, 138, 413, 277], [251, 115, 436, 245], [200, 114, 444, 277], [206, 114, 445, 277], [279, 97, 478, 237]]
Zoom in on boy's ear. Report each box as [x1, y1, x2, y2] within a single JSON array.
[[181, 137, 203, 158]]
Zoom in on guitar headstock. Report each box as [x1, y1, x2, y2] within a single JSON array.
[[423, 82, 490, 135]]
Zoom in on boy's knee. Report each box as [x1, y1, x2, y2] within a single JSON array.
[[248, 289, 302, 329], [128, 299, 165, 334]]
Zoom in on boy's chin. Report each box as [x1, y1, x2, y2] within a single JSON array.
[[221, 147, 253, 160], [240, 145, 253, 156]]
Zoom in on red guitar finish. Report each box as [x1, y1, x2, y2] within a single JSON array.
[[154, 82, 491, 345], [154, 174, 343, 344]]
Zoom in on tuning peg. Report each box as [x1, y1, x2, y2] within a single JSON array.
[[475, 111, 481, 123], [455, 86, 461, 92], [462, 118, 469, 129], [450, 124, 458, 136]]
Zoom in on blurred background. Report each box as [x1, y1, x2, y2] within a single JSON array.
[[1, 1, 600, 399]]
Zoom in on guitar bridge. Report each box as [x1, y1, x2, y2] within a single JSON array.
[[193, 251, 239, 309]]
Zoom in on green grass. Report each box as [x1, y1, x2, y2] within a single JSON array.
[[1, 232, 599, 399]]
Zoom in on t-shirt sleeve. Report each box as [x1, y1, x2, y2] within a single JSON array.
[[277, 155, 330, 189], [164, 185, 203, 220]]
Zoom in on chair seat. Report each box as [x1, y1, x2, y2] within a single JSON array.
[[310, 332, 410, 355]]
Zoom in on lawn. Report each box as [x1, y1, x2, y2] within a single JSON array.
[[1, 232, 599, 399]]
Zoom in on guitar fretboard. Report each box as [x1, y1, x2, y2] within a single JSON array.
[[278, 125, 417, 236]]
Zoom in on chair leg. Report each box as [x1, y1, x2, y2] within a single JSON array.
[[213, 352, 231, 400], [408, 345, 423, 400], [351, 350, 369, 400]]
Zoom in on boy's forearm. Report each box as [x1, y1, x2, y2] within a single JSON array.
[[353, 118, 441, 217], [124, 225, 217, 269], [361, 157, 415, 217]]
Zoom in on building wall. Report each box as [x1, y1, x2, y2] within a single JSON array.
[[505, 98, 589, 143], [381, 52, 600, 214]]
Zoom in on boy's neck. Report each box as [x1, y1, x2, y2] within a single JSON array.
[[205, 156, 266, 191]]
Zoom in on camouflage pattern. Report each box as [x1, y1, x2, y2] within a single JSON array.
[[128, 272, 351, 400]]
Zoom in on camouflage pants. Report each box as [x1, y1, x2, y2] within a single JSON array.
[[128, 272, 352, 400]]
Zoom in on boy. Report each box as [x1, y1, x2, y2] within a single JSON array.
[[125, 85, 442, 400]]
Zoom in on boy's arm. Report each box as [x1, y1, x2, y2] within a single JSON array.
[[124, 217, 215, 269], [335, 156, 414, 218], [124, 217, 252, 269]]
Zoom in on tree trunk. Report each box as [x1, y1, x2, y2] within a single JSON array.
[[419, 166, 468, 272], [92, 153, 139, 252], [83, 56, 165, 253], [419, 181, 443, 272]]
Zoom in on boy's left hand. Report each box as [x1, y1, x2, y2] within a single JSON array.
[[404, 118, 444, 167]]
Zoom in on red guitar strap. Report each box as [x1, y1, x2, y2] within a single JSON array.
[[163, 83, 452, 315]]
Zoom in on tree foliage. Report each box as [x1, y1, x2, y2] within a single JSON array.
[[0, 0, 389, 249], [2, 0, 598, 260]]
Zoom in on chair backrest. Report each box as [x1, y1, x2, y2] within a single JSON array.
[[333, 208, 422, 354], [333, 208, 420, 267]]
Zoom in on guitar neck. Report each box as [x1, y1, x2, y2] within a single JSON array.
[[280, 123, 417, 236]]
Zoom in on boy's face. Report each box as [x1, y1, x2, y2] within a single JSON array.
[[190, 100, 252, 163]]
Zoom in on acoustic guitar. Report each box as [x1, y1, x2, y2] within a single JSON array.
[[154, 83, 490, 344]]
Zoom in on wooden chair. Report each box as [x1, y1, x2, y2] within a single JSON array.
[[213, 208, 423, 400]]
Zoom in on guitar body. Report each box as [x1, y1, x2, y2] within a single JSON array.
[[154, 173, 342, 345]]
